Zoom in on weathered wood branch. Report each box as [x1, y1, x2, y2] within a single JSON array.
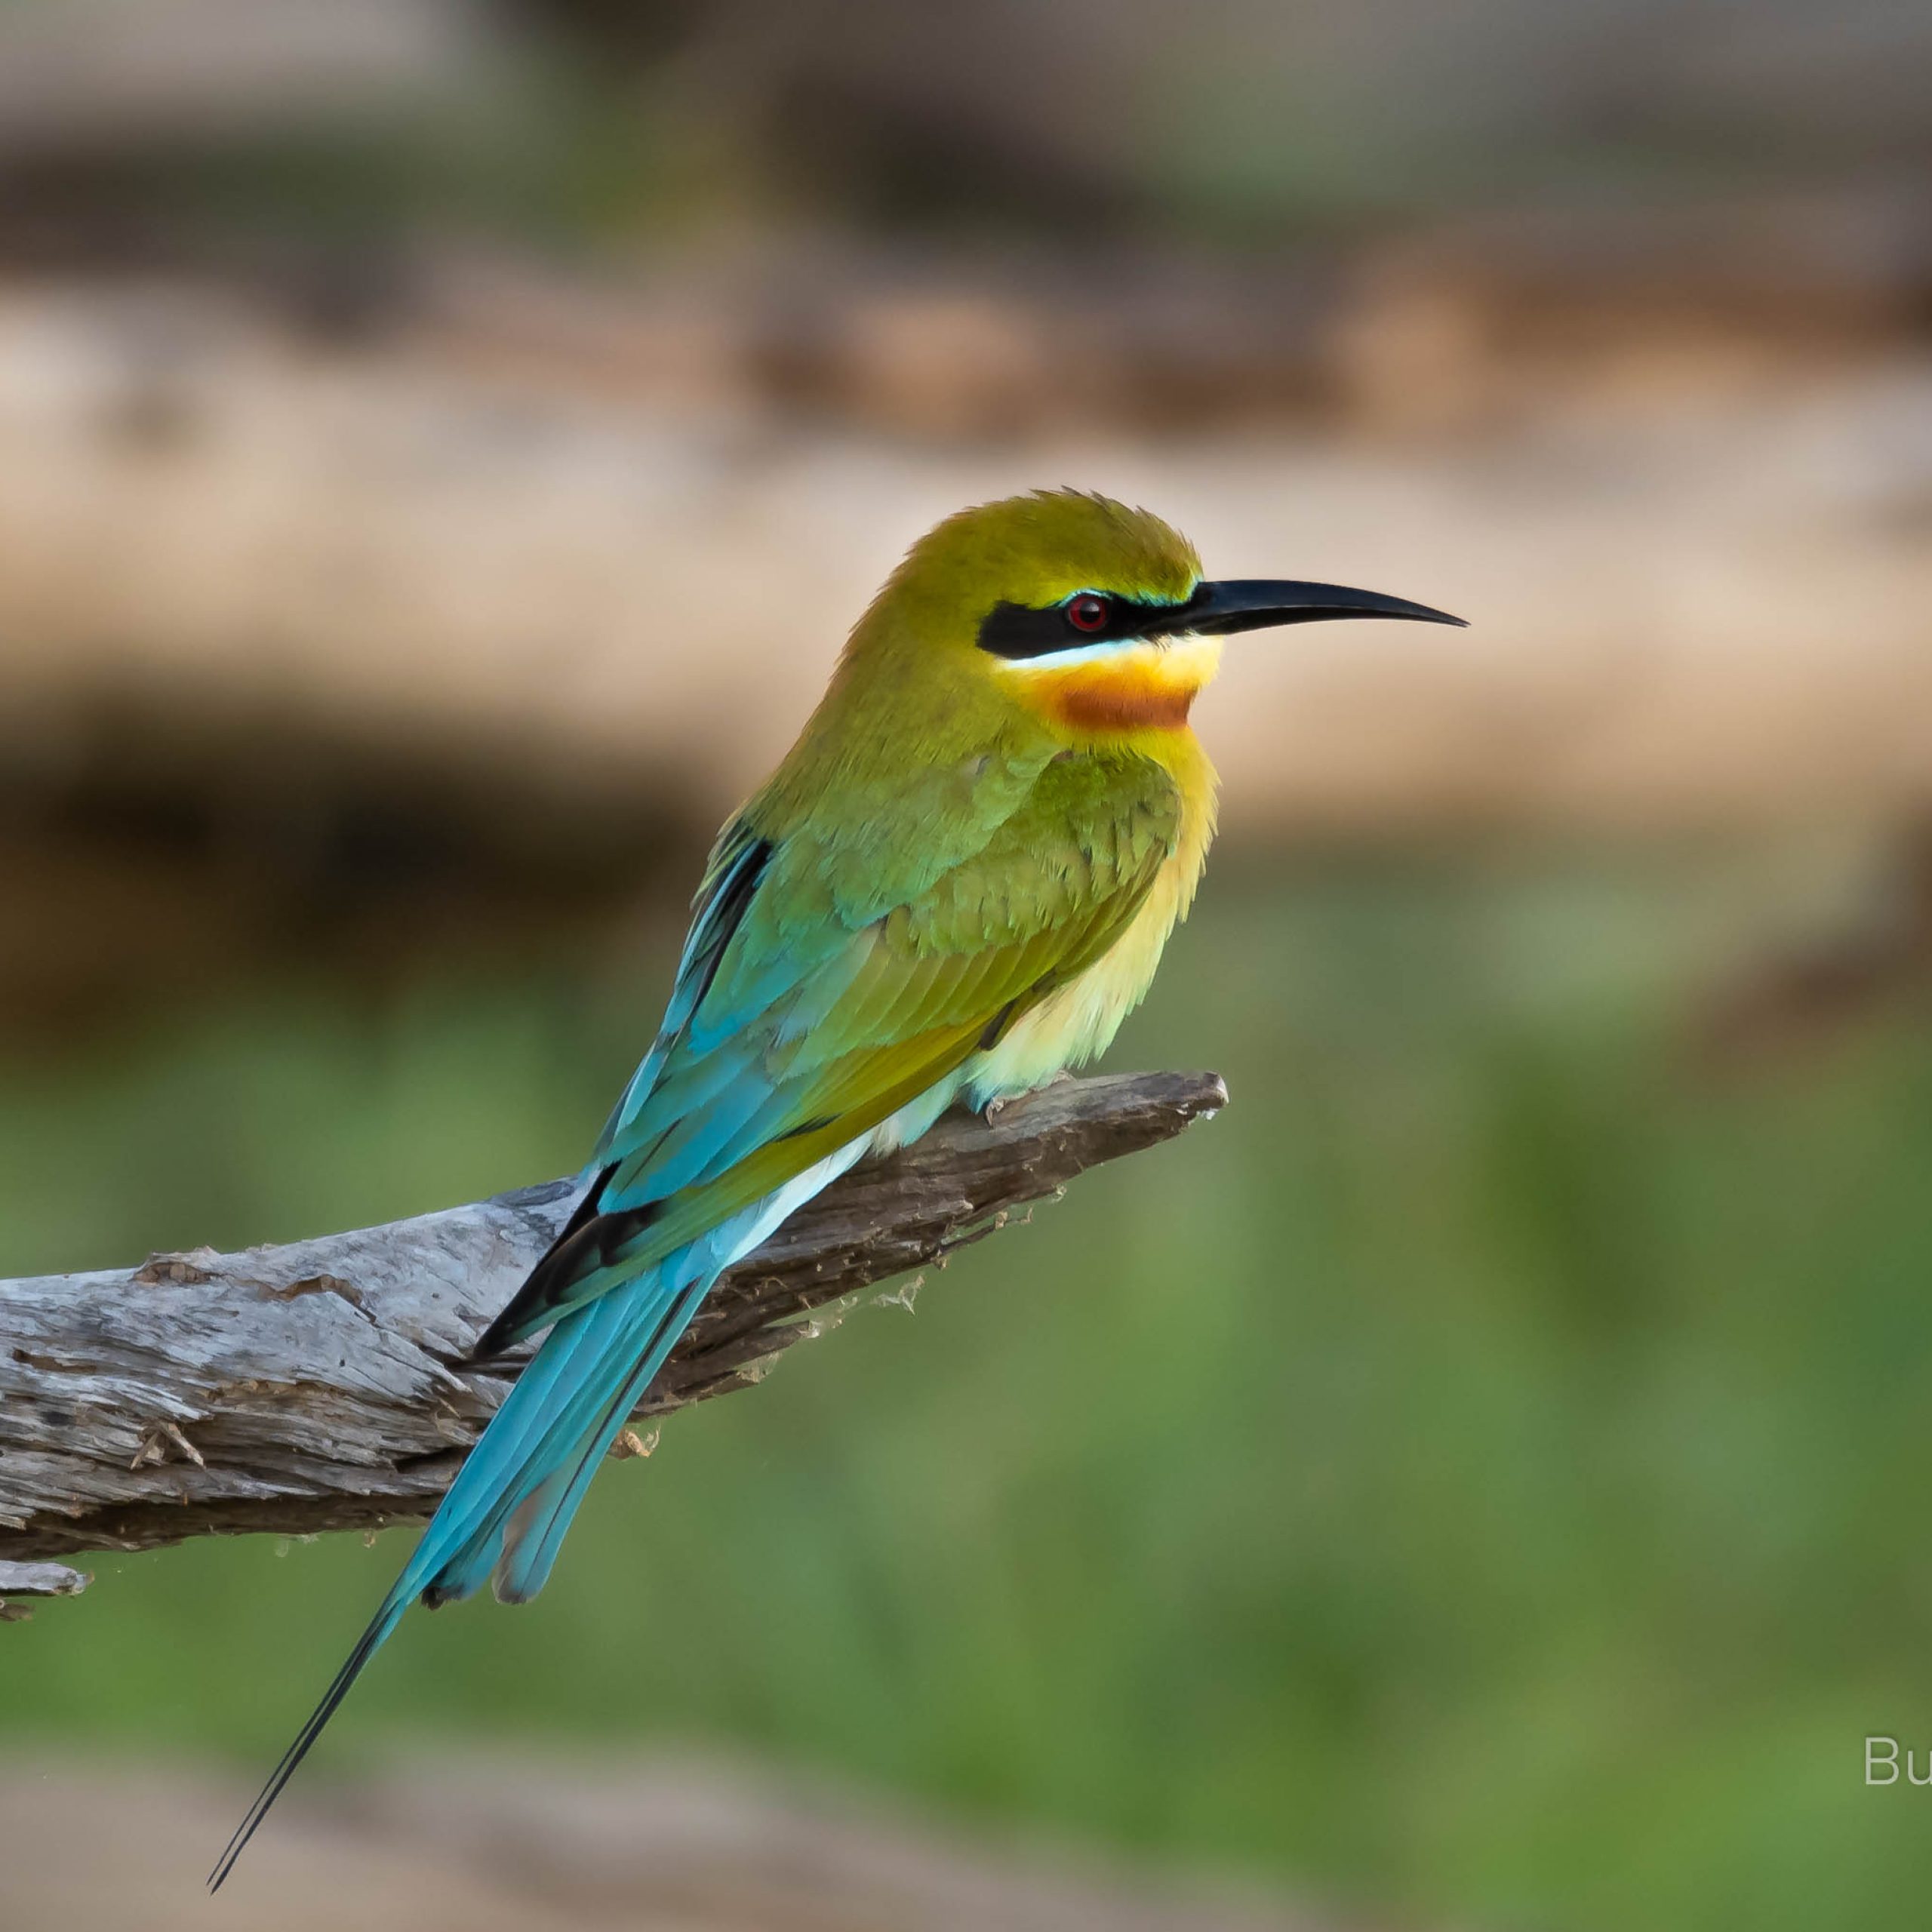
[[0, 1558, 90, 1621], [0, 1071, 1225, 1574]]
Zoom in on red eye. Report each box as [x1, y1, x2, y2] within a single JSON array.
[[1066, 593, 1111, 634]]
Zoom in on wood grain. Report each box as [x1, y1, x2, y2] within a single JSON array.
[[0, 1071, 1226, 1571]]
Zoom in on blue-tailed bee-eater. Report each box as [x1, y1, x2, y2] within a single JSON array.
[[213, 488, 1461, 1885]]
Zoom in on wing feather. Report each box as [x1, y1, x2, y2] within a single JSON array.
[[476, 749, 1180, 1355]]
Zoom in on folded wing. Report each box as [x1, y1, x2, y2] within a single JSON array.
[[475, 748, 1181, 1355]]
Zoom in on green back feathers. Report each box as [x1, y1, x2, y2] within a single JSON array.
[[488, 746, 1182, 1345]]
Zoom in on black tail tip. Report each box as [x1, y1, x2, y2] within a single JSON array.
[[466, 1315, 516, 1363]]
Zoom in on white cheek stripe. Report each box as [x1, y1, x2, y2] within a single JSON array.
[[997, 630, 1206, 673]]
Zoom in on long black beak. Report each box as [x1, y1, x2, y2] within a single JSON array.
[[1178, 579, 1466, 636]]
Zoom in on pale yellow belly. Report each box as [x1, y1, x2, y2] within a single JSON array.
[[967, 740, 1218, 1103]]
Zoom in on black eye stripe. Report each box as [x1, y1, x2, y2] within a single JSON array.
[[977, 589, 1204, 660]]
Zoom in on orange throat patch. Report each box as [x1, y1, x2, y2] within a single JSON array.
[[1048, 667, 1199, 732], [1017, 635, 1223, 737]]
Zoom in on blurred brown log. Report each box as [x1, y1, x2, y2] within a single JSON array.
[[0, 1755, 1349, 1931], [0, 0, 478, 164], [5, 267, 1932, 872], [0, 1069, 1226, 1571]]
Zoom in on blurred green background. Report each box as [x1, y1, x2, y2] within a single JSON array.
[[12, 848, 1932, 1930], [3, 3, 1932, 1930]]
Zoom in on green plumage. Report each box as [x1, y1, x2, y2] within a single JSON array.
[[212, 491, 1231, 1890], [487, 743, 1181, 1346]]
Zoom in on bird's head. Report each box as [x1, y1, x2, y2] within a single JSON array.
[[841, 489, 1463, 743]]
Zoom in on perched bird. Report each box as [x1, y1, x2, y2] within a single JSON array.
[[213, 488, 1460, 1886]]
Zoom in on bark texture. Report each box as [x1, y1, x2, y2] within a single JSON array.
[[0, 1070, 1226, 1571]]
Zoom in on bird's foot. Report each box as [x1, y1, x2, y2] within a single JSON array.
[[980, 1069, 1074, 1122]]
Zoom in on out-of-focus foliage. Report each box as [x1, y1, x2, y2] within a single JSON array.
[[4, 4, 1930, 1928], [5, 0, 1931, 256], [8, 851, 1932, 1932]]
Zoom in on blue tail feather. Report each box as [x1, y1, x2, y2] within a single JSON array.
[[419, 1287, 657, 1598], [212, 1115, 886, 1890], [430, 1264, 702, 1607], [416, 1294, 650, 1608], [208, 1255, 708, 1891], [494, 1272, 712, 1604]]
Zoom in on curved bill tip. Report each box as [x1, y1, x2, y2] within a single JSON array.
[[1183, 578, 1468, 635]]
